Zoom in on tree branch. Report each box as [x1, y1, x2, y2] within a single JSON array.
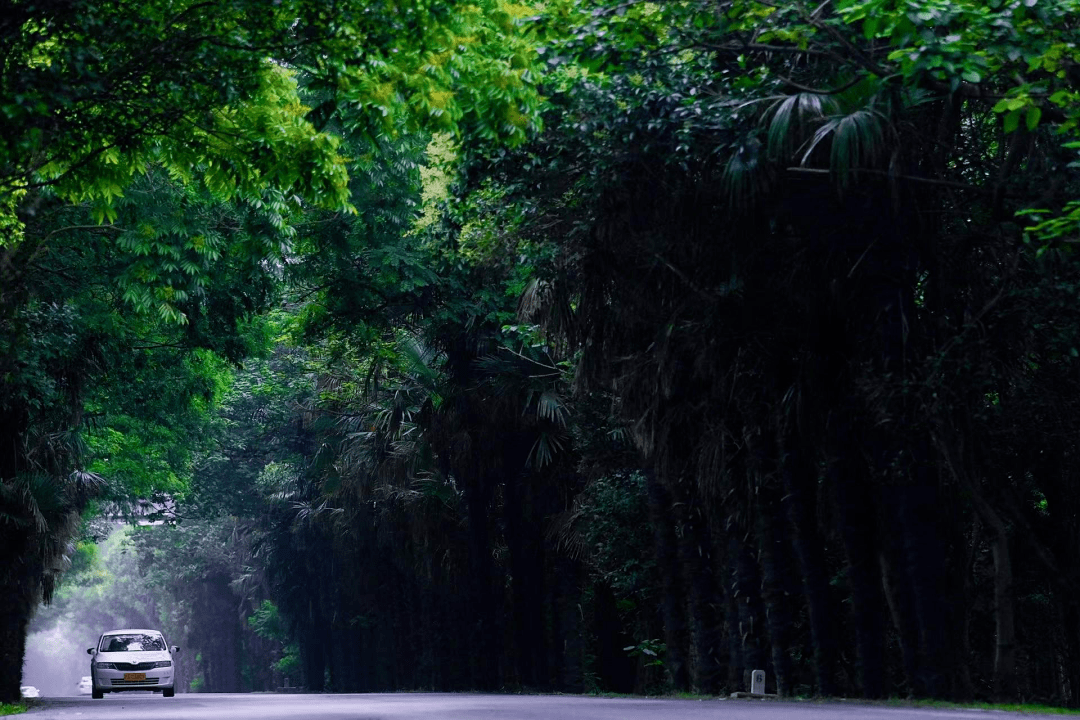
[[784, 166, 1025, 197], [777, 74, 864, 95]]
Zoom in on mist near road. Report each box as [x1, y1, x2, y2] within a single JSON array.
[[23, 622, 95, 697], [22, 525, 156, 698]]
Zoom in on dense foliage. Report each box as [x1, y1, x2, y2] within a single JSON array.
[[8, 0, 1080, 708]]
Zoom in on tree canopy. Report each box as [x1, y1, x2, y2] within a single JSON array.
[[9, 0, 1080, 709]]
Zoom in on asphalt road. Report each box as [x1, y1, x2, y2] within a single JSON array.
[[23, 693, 1062, 720]]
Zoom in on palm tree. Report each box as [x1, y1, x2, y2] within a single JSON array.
[[0, 441, 101, 702]]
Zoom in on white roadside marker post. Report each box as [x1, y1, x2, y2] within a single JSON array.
[[751, 669, 765, 695]]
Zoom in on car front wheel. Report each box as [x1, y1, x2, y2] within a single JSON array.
[[163, 688, 174, 698], [91, 689, 103, 699]]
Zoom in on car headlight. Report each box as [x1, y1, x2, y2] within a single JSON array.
[[94, 662, 117, 669], [150, 661, 172, 668]]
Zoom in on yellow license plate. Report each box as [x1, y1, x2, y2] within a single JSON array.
[[124, 673, 146, 681]]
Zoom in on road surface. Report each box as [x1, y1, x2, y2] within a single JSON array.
[[24, 693, 1062, 719]]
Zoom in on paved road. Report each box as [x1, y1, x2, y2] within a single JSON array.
[[24, 693, 1061, 719]]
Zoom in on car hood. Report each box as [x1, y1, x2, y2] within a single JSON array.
[[96, 651, 172, 662]]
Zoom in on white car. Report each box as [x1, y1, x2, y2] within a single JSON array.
[[20, 685, 39, 699], [87, 628, 179, 699], [77, 676, 92, 695]]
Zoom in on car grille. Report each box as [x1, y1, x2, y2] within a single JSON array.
[[111, 677, 160, 686], [112, 662, 160, 671]]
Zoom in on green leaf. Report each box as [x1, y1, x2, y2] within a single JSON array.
[[863, 16, 879, 39], [1004, 108, 1022, 133], [1026, 106, 1042, 131]]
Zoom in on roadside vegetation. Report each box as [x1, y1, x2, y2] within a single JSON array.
[[893, 700, 1080, 716]]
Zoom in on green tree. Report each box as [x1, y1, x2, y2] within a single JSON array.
[[448, 0, 1080, 701], [0, 0, 544, 701]]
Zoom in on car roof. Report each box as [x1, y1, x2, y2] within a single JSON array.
[[101, 628, 162, 635]]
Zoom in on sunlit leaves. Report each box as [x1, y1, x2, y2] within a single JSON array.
[[2, 0, 546, 254], [3, 0, 347, 240], [311, 0, 546, 148], [85, 425, 185, 501]]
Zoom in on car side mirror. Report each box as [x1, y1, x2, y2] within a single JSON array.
[[87, 648, 96, 655], [171, 646, 180, 654]]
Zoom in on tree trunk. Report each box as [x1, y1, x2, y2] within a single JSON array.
[[757, 481, 799, 697], [724, 560, 743, 693], [504, 470, 547, 689], [831, 449, 886, 698], [878, 492, 922, 696], [645, 471, 689, 691], [670, 478, 721, 694], [0, 575, 33, 704], [555, 555, 584, 693], [0, 391, 32, 703], [781, 440, 838, 696], [732, 532, 768, 693], [1060, 600, 1080, 707], [989, 525, 1017, 700], [417, 583, 435, 690], [303, 598, 327, 692], [965, 482, 1016, 699], [199, 575, 242, 693], [896, 479, 953, 699], [464, 468, 499, 690]]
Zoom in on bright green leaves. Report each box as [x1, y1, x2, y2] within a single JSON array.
[[85, 424, 186, 501], [180, 65, 352, 210], [835, 0, 1080, 135], [539, 0, 673, 75], [1018, 163, 1080, 251], [993, 93, 1044, 134], [2, 0, 548, 340], [35, 63, 352, 232], [2, 0, 354, 248], [992, 82, 1078, 135], [80, 340, 235, 508], [0, 189, 26, 241], [98, 171, 294, 325], [1021, 200, 1080, 236], [454, 178, 529, 264], [845, 0, 991, 91], [330, 0, 546, 148], [1, 0, 546, 247], [248, 600, 290, 642], [1026, 105, 1043, 132], [411, 133, 456, 233]]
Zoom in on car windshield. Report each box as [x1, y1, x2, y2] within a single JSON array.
[[99, 633, 165, 652]]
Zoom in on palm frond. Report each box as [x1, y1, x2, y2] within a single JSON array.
[[722, 136, 772, 212], [518, 277, 545, 321], [290, 498, 344, 532], [764, 92, 838, 161], [545, 506, 589, 560], [535, 390, 568, 427], [397, 333, 443, 388], [527, 430, 567, 469], [800, 108, 887, 185]]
